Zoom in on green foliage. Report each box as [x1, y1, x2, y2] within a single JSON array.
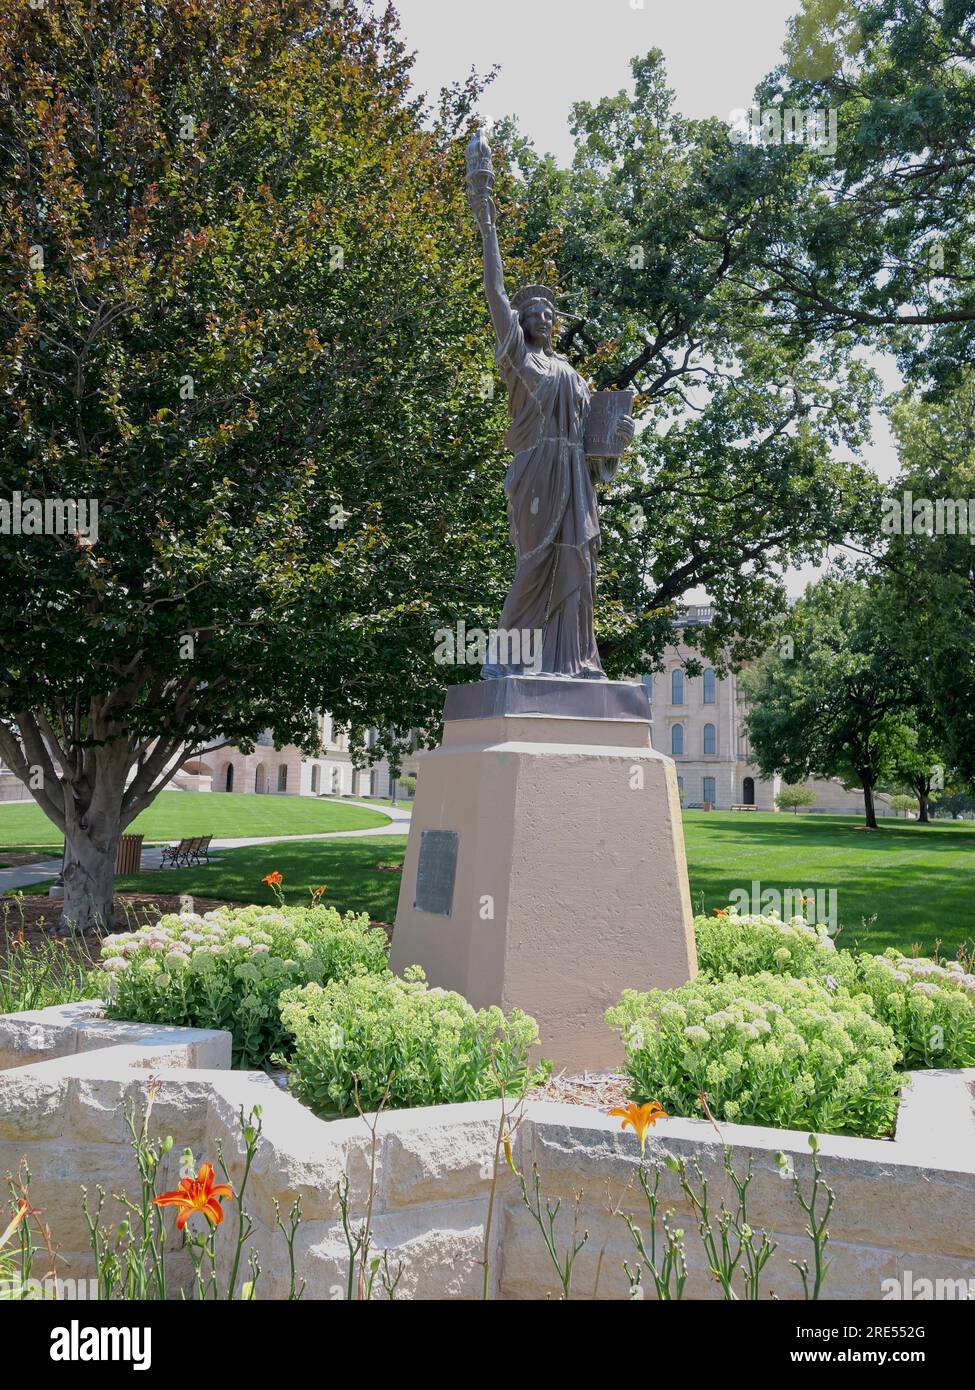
[[607, 973, 901, 1138], [853, 951, 975, 1069], [0, 0, 510, 928], [775, 787, 817, 814], [693, 910, 856, 989], [0, 923, 100, 1015], [279, 965, 548, 1115], [98, 904, 389, 1068], [888, 795, 920, 818], [742, 576, 917, 827]]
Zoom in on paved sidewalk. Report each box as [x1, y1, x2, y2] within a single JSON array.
[[0, 799, 413, 894]]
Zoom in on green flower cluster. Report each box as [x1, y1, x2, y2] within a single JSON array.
[[279, 965, 548, 1115], [853, 950, 975, 1068], [607, 972, 901, 1139], [97, 904, 389, 1068], [694, 910, 855, 987]]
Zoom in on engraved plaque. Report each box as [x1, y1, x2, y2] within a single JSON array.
[[414, 829, 459, 917]]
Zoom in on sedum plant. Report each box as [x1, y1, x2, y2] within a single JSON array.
[[96, 904, 389, 1068], [852, 950, 975, 1068], [606, 972, 902, 1139], [279, 965, 549, 1115], [693, 909, 856, 988]]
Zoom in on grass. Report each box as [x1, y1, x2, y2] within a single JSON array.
[[681, 811, 975, 956], [110, 835, 409, 922], [0, 791, 390, 848], [13, 810, 975, 957]]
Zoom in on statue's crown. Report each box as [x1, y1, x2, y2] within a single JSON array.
[[511, 285, 557, 315]]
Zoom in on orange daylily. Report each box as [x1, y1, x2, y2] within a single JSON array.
[[608, 1100, 668, 1154], [262, 871, 283, 887], [153, 1163, 234, 1231], [713, 908, 728, 917]]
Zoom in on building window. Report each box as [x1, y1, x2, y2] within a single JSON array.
[[671, 669, 684, 705], [703, 668, 716, 704], [677, 775, 684, 792], [742, 776, 755, 806], [254, 764, 267, 794], [703, 723, 716, 755], [277, 765, 288, 793], [703, 776, 716, 804], [310, 765, 319, 794], [224, 764, 234, 793], [671, 724, 684, 756]]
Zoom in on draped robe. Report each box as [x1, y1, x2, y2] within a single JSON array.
[[482, 305, 608, 680]]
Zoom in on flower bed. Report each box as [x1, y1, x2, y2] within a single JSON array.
[[96, 904, 389, 1068], [605, 911, 975, 1138]]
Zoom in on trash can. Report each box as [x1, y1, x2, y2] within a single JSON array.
[[115, 834, 144, 875], [703, 801, 713, 813]]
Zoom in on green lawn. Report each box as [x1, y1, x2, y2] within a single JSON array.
[[0, 791, 390, 848], [112, 834, 409, 921], [14, 810, 974, 956], [681, 811, 975, 956]]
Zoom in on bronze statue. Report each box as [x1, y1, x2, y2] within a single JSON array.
[[465, 130, 634, 680]]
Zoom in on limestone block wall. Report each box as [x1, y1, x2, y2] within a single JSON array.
[[1, 1005, 973, 1300]]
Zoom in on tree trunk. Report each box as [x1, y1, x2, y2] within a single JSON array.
[[916, 782, 931, 824], [60, 751, 130, 934], [862, 779, 879, 830]]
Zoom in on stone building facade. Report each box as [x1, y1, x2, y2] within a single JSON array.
[[649, 606, 888, 814]]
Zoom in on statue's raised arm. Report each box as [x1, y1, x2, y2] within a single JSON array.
[[465, 130, 513, 345]]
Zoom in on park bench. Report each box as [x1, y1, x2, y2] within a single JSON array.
[[160, 834, 213, 869], [730, 803, 759, 812]]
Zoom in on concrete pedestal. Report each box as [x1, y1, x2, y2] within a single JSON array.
[[389, 679, 697, 1070]]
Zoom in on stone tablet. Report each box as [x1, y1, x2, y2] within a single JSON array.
[[413, 829, 459, 917]]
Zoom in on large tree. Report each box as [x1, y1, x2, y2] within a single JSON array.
[[754, 0, 975, 393], [874, 370, 975, 784], [0, 0, 512, 929]]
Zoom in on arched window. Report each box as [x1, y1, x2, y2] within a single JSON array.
[[671, 724, 684, 756], [254, 764, 267, 795], [671, 669, 684, 705], [703, 723, 716, 755], [742, 776, 755, 806], [703, 669, 716, 704], [278, 765, 288, 793], [224, 764, 234, 793]]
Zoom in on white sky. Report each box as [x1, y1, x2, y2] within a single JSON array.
[[391, 0, 901, 597]]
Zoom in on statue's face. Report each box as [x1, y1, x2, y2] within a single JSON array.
[[521, 301, 554, 349]]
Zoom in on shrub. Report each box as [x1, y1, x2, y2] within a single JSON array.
[[279, 965, 549, 1114], [97, 904, 389, 1068], [606, 972, 901, 1139], [853, 951, 975, 1068], [694, 909, 857, 988]]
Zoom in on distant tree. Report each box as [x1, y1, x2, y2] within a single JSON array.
[[888, 795, 919, 820], [775, 786, 817, 815], [742, 576, 914, 829]]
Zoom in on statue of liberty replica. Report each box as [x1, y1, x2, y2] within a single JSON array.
[[465, 130, 635, 680]]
